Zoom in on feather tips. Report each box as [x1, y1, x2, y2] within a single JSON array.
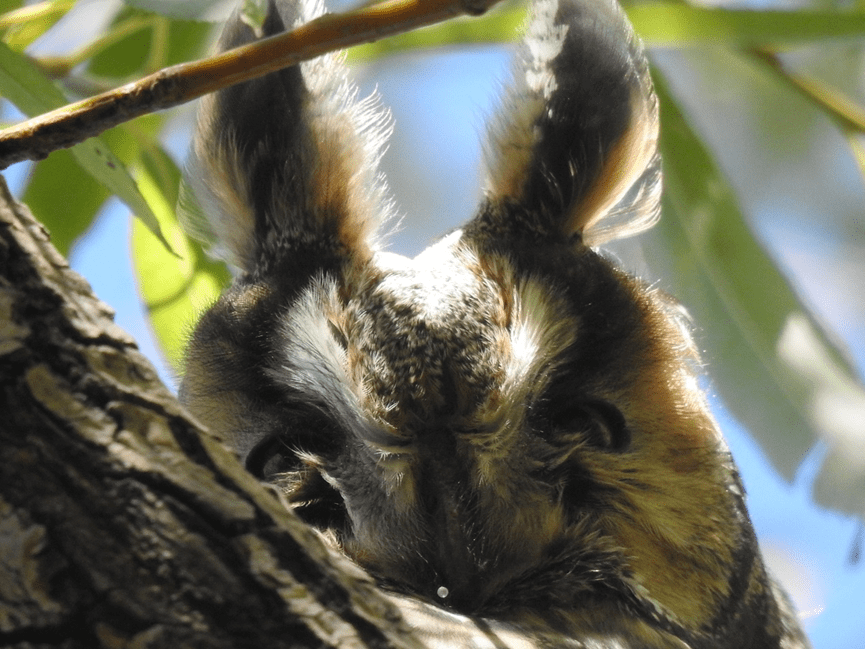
[[482, 0, 660, 245]]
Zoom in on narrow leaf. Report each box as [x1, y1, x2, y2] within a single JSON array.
[[22, 148, 107, 255], [629, 4, 865, 48], [0, 1, 25, 17], [349, 8, 524, 60], [0, 40, 171, 251], [0, 0, 75, 51], [346, 4, 865, 56], [122, 0, 237, 21], [240, 0, 268, 32], [131, 146, 230, 370], [651, 72, 865, 503], [87, 10, 211, 78]]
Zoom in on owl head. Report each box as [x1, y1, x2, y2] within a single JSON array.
[[179, 1, 808, 646]]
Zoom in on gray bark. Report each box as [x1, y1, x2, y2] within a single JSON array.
[[0, 175, 428, 649]]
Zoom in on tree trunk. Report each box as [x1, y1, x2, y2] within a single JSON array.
[[0, 175, 428, 648]]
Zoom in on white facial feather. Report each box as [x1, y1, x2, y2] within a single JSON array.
[[270, 278, 375, 445]]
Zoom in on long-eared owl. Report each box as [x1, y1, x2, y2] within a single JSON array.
[[178, 0, 811, 646]]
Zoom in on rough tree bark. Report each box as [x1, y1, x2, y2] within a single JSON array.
[[0, 174, 437, 648]]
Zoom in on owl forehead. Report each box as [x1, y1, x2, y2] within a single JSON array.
[[353, 243, 507, 420], [274, 234, 578, 441]]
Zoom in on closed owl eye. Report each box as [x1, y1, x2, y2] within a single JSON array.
[[245, 432, 297, 479], [540, 398, 631, 453], [244, 405, 348, 531], [244, 405, 343, 480]]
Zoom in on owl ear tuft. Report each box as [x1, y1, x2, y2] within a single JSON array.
[[478, 0, 660, 246], [181, 0, 394, 274]]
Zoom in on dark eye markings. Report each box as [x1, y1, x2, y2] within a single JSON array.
[[541, 397, 631, 453], [244, 404, 349, 531], [245, 433, 296, 479], [244, 404, 343, 480]]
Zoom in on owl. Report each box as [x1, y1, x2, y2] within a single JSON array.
[[178, 0, 811, 646]]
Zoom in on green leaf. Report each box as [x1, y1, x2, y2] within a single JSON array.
[[164, 17, 213, 66], [347, 4, 865, 56], [628, 4, 865, 48], [240, 0, 268, 33], [0, 40, 171, 252], [87, 9, 211, 79], [0, 1, 24, 15], [349, 7, 525, 60], [22, 148, 108, 256], [131, 145, 230, 370], [0, 41, 66, 114], [651, 72, 865, 496], [0, 0, 75, 51], [121, 0, 236, 21], [85, 9, 154, 78]]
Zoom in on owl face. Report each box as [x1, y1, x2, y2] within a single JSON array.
[[258, 228, 735, 618], [179, 0, 809, 646], [183, 223, 749, 635]]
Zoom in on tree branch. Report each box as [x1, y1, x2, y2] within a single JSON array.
[[0, 0, 502, 170]]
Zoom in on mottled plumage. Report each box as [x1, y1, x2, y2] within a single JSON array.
[[179, 1, 810, 647]]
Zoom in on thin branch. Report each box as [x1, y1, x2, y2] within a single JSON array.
[[0, 0, 502, 169], [749, 48, 865, 134]]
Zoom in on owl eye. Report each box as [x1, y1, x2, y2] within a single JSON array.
[[245, 433, 296, 479], [244, 405, 343, 480], [244, 406, 348, 532], [546, 399, 631, 453]]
